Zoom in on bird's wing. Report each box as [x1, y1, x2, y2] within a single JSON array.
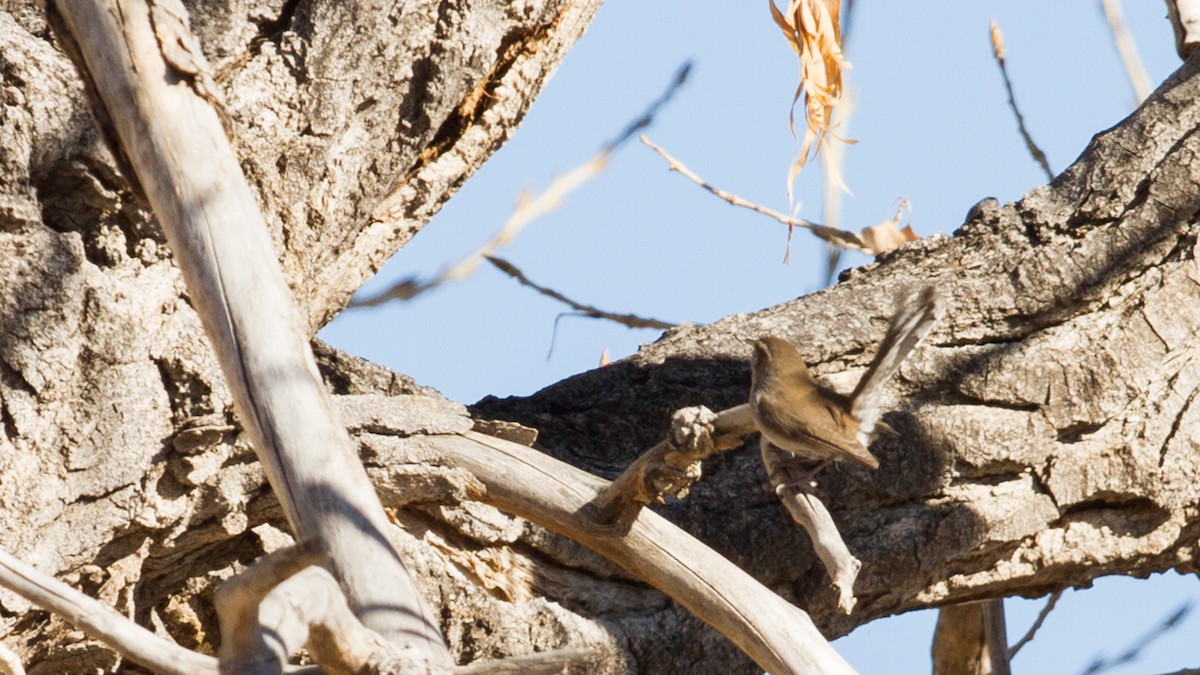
[[816, 401, 880, 468], [756, 387, 879, 468]]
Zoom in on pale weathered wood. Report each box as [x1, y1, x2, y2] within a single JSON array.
[[213, 541, 338, 673], [472, 53, 1200, 649], [222, 565, 398, 674], [0, 508, 596, 673], [5, 0, 1200, 671], [0, 548, 218, 675], [433, 430, 856, 675], [457, 649, 598, 675], [592, 403, 756, 530], [761, 444, 861, 614], [45, 0, 450, 666], [982, 600, 1011, 675], [1168, 0, 1200, 56]]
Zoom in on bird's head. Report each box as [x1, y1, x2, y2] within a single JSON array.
[[751, 336, 809, 378]]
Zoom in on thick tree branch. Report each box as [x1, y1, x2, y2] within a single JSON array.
[[429, 430, 855, 675], [45, 0, 449, 664], [474, 52, 1200, 645], [7, 1, 1200, 672]]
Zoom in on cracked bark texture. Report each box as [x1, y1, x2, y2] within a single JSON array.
[[0, 0, 618, 671], [2, 0, 1200, 673], [476, 52, 1200, 659]]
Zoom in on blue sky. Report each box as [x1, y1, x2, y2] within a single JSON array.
[[321, 2, 1198, 672]]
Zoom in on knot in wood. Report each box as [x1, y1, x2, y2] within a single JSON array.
[[668, 406, 717, 458]]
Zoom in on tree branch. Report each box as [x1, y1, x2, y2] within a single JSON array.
[[45, 0, 449, 664], [474, 53, 1200, 644], [0, 548, 218, 675], [429, 429, 856, 675]]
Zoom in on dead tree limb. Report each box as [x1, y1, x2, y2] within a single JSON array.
[[473, 51, 1200, 650], [0, 548, 218, 675], [431, 429, 856, 675], [44, 0, 449, 665]]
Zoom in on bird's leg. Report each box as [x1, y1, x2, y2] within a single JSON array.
[[762, 440, 834, 492]]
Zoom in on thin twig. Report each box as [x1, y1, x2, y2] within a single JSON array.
[[601, 62, 692, 153], [486, 256, 675, 330], [1080, 600, 1193, 674], [989, 21, 1055, 182], [0, 547, 219, 675], [1008, 589, 1061, 658], [349, 61, 693, 309], [822, 4, 859, 283], [639, 135, 870, 253], [1099, 0, 1152, 105], [821, 92, 856, 283]]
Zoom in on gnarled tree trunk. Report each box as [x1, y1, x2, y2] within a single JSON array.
[[2, 0, 1200, 672]]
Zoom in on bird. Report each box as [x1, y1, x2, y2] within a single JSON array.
[[749, 286, 943, 473]]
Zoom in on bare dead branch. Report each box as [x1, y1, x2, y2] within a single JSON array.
[[220, 540, 587, 674], [0, 642, 21, 675], [983, 599, 1012, 675], [1081, 601, 1193, 674], [45, 0, 450, 663], [933, 603, 989, 675], [0, 532, 585, 675], [349, 62, 693, 309], [0, 547, 218, 675], [486, 256, 676, 330], [590, 403, 757, 532], [1100, 0, 1153, 104], [457, 648, 597, 674], [1166, 0, 1200, 58], [214, 541, 329, 671], [989, 21, 1055, 182], [1008, 590, 1062, 658], [640, 135, 871, 254], [761, 443, 861, 614], [221, 564, 393, 674], [932, 601, 1009, 675], [430, 430, 856, 675]]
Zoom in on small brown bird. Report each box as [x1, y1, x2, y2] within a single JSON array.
[[749, 286, 943, 472]]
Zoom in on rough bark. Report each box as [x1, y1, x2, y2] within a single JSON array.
[[0, 0, 609, 670], [3, 0, 1200, 673], [475, 51, 1200, 662]]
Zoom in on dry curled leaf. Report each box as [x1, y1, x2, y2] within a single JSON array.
[[860, 198, 918, 255], [770, 0, 852, 203], [989, 19, 1006, 60]]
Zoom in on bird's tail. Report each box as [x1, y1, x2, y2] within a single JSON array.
[[850, 285, 944, 441]]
